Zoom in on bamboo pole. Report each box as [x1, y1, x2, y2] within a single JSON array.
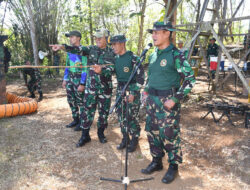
[[9, 64, 113, 69], [175, 15, 250, 28]]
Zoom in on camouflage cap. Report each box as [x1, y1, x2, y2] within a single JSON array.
[[210, 37, 216, 41], [147, 21, 176, 33], [110, 35, 127, 43], [94, 29, 109, 38], [65, 30, 81, 38]]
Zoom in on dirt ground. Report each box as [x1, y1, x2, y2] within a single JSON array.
[[0, 68, 249, 190]]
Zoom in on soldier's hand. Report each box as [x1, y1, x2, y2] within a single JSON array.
[[62, 80, 67, 88], [126, 94, 134, 103], [77, 85, 85, 92], [164, 99, 175, 110], [49, 44, 64, 51], [92, 65, 102, 74]]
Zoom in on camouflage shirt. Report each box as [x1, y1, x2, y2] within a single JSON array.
[[64, 45, 115, 95], [23, 68, 41, 83], [145, 43, 196, 103]]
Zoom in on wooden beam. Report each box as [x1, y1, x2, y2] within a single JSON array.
[[175, 15, 250, 27], [209, 24, 250, 94], [9, 64, 113, 69]]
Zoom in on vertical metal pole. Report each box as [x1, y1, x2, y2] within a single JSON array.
[[124, 93, 129, 190], [125, 93, 129, 178]]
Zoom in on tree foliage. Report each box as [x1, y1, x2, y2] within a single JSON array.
[[7, 0, 68, 65]]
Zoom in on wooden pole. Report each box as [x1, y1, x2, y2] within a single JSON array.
[[9, 64, 113, 69], [0, 62, 6, 104], [25, 0, 39, 67], [0, 38, 7, 104], [163, 0, 177, 45]]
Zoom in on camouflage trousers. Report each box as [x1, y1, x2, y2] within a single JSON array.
[[116, 87, 141, 137], [80, 92, 111, 130], [145, 94, 182, 165], [66, 74, 84, 123], [27, 78, 42, 94]]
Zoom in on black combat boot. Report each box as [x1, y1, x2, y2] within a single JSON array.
[[97, 128, 107, 143], [76, 129, 91, 147], [117, 134, 130, 150], [28, 93, 35, 98], [38, 92, 43, 102], [141, 157, 163, 174], [74, 123, 82, 131], [66, 117, 79, 128], [161, 164, 178, 184], [128, 135, 138, 152]]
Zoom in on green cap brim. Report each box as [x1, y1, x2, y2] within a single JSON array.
[[110, 39, 127, 44], [147, 28, 175, 34]]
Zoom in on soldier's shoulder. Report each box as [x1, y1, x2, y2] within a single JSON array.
[[172, 46, 182, 57], [107, 47, 116, 56], [88, 45, 97, 50]]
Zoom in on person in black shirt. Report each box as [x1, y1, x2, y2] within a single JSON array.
[[23, 60, 43, 101]]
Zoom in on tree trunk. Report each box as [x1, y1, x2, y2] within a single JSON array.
[[163, 0, 177, 45], [88, 0, 94, 45], [137, 0, 147, 55], [196, 0, 201, 22], [26, 0, 39, 66], [214, 0, 227, 88], [0, 43, 6, 104], [1, 0, 9, 34]]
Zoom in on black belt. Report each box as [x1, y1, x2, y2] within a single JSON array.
[[148, 88, 178, 96]]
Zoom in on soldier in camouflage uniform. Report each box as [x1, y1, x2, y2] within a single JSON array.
[[50, 29, 115, 147], [23, 60, 43, 101], [62, 31, 87, 131], [141, 22, 196, 184], [110, 35, 144, 152]]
